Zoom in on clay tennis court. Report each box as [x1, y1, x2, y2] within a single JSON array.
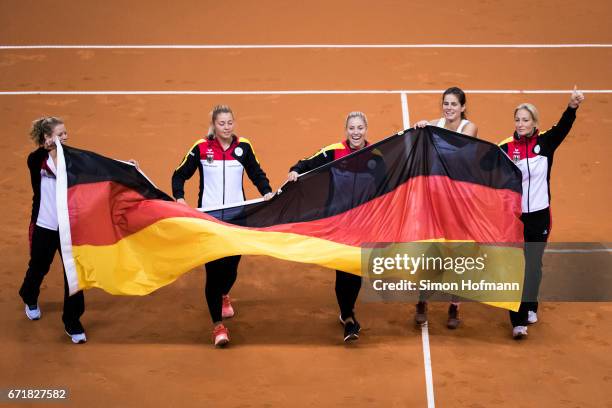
[[1, 1, 611, 406]]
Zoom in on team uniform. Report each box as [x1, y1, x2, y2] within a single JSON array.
[[19, 147, 86, 339], [172, 135, 272, 325], [290, 139, 385, 339], [499, 106, 578, 328]]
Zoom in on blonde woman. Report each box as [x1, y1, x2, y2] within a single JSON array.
[[172, 105, 273, 347], [287, 112, 385, 342], [499, 87, 584, 339]]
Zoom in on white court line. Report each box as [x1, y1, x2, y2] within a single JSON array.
[[401, 92, 410, 128], [401, 92, 435, 408], [1, 44, 611, 49], [1, 89, 611, 96], [421, 323, 436, 408]]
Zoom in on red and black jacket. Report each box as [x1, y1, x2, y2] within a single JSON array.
[[290, 139, 386, 214], [499, 106, 577, 213], [290, 140, 382, 174]]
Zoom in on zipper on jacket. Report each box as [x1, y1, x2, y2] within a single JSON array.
[[525, 136, 531, 213], [222, 151, 226, 205]]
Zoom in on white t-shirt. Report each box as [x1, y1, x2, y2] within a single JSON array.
[[36, 155, 59, 231], [436, 118, 471, 134]]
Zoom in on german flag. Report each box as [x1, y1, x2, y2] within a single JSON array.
[[56, 127, 524, 309]]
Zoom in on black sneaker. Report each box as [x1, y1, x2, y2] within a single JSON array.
[[342, 316, 361, 342], [415, 301, 428, 325], [447, 304, 460, 329]]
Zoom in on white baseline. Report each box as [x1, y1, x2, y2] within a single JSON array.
[[1, 44, 611, 50], [1, 89, 611, 96]]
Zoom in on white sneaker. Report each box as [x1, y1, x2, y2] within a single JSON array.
[[527, 311, 538, 324], [24, 304, 41, 320], [66, 331, 87, 344], [512, 326, 528, 339], [212, 324, 229, 347]]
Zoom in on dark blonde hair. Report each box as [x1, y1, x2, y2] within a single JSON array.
[[514, 103, 539, 126], [207, 105, 234, 138], [30, 116, 64, 145], [345, 111, 368, 129]]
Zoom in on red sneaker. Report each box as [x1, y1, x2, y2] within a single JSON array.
[[222, 295, 235, 319], [213, 324, 230, 347]]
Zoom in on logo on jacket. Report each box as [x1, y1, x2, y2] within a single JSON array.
[[206, 148, 214, 164], [512, 148, 520, 164], [533, 144, 541, 154], [234, 147, 243, 157]]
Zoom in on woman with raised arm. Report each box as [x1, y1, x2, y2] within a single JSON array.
[[499, 87, 585, 339]]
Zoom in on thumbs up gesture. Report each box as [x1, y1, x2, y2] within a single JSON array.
[[569, 85, 585, 109]]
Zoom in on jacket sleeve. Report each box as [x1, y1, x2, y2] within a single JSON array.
[[242, 144, 272, 195], [27, 148, 45, 225], [171, 144, 200, 199], [539, 106, 577, 152], [499, 142, 509, 155], [27, 149, 42, 192], [289, 148, 334, 175]]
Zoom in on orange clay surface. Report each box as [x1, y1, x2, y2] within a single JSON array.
[[0, 1, 611, 407]]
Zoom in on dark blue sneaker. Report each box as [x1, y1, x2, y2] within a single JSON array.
[[340, 315, 361, 342]]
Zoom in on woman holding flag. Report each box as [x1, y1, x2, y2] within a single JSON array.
[[499, 87, 585, 339], [414, 86, 478, 137], [287, 111, 385, 342], [413, 86, 479, 329], [19, 116, 87, 344], [172, 105, 274, 347]]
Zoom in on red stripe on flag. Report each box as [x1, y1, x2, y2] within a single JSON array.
[[67, 182, 212, 246], [265, 175, 523, 244], [69, 177, 522, 247]]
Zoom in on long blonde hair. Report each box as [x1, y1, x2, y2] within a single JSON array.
[[207, 105, 234, 138]]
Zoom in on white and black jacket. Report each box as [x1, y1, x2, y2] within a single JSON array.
[[172, 135, 272, 208], [499, 106, 577, 213]]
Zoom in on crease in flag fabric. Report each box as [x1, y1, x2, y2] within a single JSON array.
[[55, 127, 524, 309]]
